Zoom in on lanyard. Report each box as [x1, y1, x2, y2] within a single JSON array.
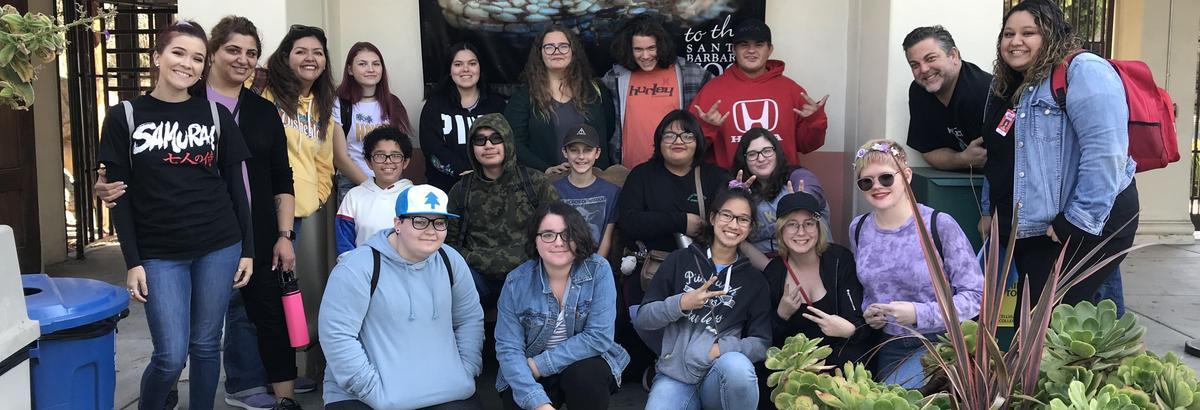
[[783, 256, 814, 306]]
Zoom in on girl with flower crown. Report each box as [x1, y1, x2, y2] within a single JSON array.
[[848, 139, 983, 389]]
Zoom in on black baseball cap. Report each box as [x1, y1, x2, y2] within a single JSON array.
[[562, 124, 600, 148], [732, 19, 771, 43], [777, 191, 822, 218]]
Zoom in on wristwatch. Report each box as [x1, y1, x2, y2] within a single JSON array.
[[279, 230, 296, 241]]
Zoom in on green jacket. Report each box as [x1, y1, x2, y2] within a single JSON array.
[[503, 82, 616, 171], [446, 113, 560, 280]]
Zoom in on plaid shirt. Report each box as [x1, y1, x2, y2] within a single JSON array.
[[601, 57, 713, 165]]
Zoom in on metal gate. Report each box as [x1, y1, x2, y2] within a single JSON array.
[[62, 0, 176, 258], [1190, 36, 1199, 232], [1004, 0, 1116, 58]]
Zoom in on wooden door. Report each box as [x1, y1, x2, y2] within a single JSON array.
[[0, 0, 42, 273]]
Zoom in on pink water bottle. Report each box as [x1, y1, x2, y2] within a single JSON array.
[[280, 270, 310, 348]]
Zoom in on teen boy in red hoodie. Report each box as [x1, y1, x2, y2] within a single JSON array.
[[691, 19, 829, 168]]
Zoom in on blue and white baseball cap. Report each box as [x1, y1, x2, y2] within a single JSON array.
[[395, 184, 459, 218]]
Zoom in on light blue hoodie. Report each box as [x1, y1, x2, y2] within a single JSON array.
[[319, 228, 484, 409]]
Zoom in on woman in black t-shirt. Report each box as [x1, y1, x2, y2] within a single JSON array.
[[97, 21, 254, 410]]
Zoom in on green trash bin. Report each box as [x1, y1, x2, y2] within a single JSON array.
[[909, 167, 986, 251]]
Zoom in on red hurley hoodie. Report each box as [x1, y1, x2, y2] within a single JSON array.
[[690, 60, 828, 168]]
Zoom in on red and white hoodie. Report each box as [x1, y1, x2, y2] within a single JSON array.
[[690, 60, 828, 168]]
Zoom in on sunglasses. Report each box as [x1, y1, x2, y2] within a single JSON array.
[[856, 172, 901, 191], [471, 133, 504, 147], [289, 24, 325, 34]]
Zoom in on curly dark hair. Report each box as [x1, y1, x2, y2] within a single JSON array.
[[992, 0, 1081, 104], [264, 25, 335, 140], [521, 25, 600, 120], [731, 127, 792, 202], [524, 201, 598, 264], [696, 187, 757, 247], [361, 126, 414, 163], [611, 15, 676, 71]]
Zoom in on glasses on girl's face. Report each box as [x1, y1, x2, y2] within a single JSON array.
[[471, 133, 504, 147], [856, 171, 901, 191], [744, 146, 776, 161], [403, 216, 448, 231], [537, 231, 568, 243], [782, 219, 819, 234], [662, 132, 696, 144], [370, 153, 407, 164], [541, 43, 571, 55], [715, 210, 752, 227]]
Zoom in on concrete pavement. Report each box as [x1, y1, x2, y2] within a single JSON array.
[[41, 241, 1200, 409]]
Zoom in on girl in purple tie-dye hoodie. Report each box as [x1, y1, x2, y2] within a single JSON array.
[[847, 139, 983, 389]]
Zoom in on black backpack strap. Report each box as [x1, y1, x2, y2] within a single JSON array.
[[339, 97, 352, 138], [370, 248, 382, 297], [930, 210, 944, 259], [852, 213, 868, 249], [518, 167, 539, 210], [439, 247, 454, 286], [457, 176, 472, 242]]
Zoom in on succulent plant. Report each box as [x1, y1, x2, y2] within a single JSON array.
[[1047, 382, 1155, 410], [766, 335, 932, 409], [1111, 352, 1200, 409], [1043, 300, 1145, 374], [1040, 365, 1106, 404], [0, 5, 112, 109], [921, 320, 979, 371]]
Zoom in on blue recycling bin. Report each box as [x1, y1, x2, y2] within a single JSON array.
[[22, 274, 129, 410]]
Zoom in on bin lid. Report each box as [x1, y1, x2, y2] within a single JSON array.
[[22, 274, 129, 334]]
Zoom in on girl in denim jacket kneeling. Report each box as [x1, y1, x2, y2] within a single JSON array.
[[495, 201, 629, 410]]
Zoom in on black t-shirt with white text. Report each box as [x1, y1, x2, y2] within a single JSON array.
[[98, 95, 251, 268], [906, 61, 993, 154]]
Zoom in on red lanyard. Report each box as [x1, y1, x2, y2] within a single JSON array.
[[783, 256, 813, 306]]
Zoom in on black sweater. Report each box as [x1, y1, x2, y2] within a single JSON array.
[[762, 244, 874, 366], [418, 90, 507, 191], [193, 86, 295, 265], [616, 161, 728, 252]]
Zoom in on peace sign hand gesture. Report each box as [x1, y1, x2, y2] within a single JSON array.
[[793, 93, 829, 118], [694, 100, 730, 127], [732, 170, 757, 190], [784, 179, 806, 195], [802, 305, 856, 338], [680, 275, 727, 311]]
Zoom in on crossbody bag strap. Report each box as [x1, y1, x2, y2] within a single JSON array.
[[694, 166, 706, 219], [209, 101, 222, 166]]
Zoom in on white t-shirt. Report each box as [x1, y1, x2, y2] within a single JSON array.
[[333, 99, 388, 177]]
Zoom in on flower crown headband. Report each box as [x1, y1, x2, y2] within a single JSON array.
[[854, 142, 902, 160]]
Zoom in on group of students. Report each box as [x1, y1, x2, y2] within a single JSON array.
[[92, 0, 1140, 408]]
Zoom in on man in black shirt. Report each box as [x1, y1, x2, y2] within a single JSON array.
[[903, 26, 992, 171]]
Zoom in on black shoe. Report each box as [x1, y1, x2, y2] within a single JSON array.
[[164, 389, 179, 409], [272, 398, 303, 410]]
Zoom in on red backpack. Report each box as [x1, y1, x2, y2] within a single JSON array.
[[1050, 50, 1179, 173]]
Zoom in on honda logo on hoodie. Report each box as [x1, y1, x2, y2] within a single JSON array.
[[732, 99, 778, 136]]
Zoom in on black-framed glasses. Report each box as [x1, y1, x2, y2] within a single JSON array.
[[715, 210, 752, 227], [403, 216, 449, 231], [537, 230, 568, 243], [782, 219, 820, 234], [541, 43, 571, 55], [856, 172, 901, 191], [744, 146, 776, 161], [289, 24, 325, 34], [370, 153, 407, 164], [471, 133, 504, 147], [663, 132, 696, 144]]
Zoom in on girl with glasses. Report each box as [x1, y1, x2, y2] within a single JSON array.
[[635, 187, 771, 409], [505, 25, 616, 175], [332, 42, 413, 201], [848, 139, 982, 388], [494, 201, 628, 410], [335, 127, 415, 258], [730, 127, 830, 271], [420, 42, 508, 191], [754, 191, 870, 409]]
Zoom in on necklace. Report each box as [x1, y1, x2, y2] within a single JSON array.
[[784, 256, 814, 305]]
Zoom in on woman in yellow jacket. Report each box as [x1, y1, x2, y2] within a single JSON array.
[[261, 24, 336, 232]]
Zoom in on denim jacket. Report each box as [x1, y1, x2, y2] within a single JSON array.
[[494, 253, 629, 409], [983, 53, 1134, 239]]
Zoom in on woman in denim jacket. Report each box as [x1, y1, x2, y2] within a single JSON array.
[[983, 0, 1139, 314], [495, 201, 629, 410]]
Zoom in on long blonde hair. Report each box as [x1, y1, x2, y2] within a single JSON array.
[[991, 0, 1082, 104]]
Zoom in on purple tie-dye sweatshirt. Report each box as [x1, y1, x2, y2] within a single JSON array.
[[849, 204, 984, 336]]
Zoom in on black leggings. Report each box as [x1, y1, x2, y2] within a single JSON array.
[[1012, 180, 1139, 328], [326, 393, 483, 410], [241, 261, 297, 383], [500, 356, 616, 410]]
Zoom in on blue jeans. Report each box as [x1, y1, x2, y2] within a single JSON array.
[[139, 242, 241, 410], [644, 352, 758, 410], [223, 292, 268, 395], [1093, 267, 1125, 317], [876, 334, 936, 389]]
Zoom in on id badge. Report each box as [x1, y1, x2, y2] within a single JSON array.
[[995, 109, 1016, 136]]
